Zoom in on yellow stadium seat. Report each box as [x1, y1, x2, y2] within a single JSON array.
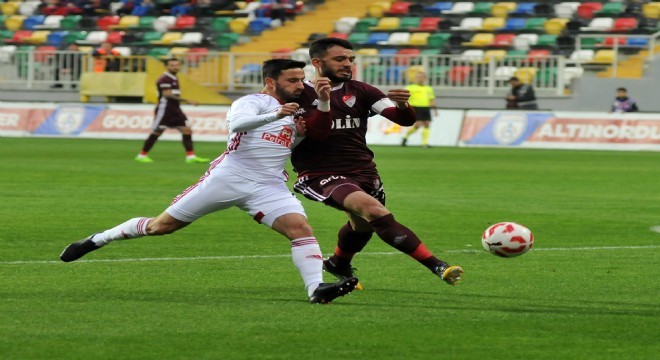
[[153, 32, 182, 44], [484, 50, 507, 62], [544, 18, 569, 35], [5, 15, 25, 31], [1, 2, 20, 16], [482, 17, 505, 31], [591, 50, 615, 64], [404, 65, 425, 82], [408, 32, 431, 46], [78, 46, 94, 53], [356, 48, 379, 55], [463, 33, 494, 47], [228, 18, 249, 34], [368, 2, 391, 18], [492, 2, 517, 17], [642, 3, 660, 19], [25, 30, 51, 45], [169, 47, 190, 56], [372, 17, 400, 30], [114, 15, 140, 29], [514, 67, 538, 83]]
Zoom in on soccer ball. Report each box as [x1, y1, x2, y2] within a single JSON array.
[[481, 222, 534, 258]]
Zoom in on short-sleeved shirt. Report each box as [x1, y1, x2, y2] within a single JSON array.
[[155, 72, 186, 124], [406, 84, 435, 108], [292, 80, 396, 178]]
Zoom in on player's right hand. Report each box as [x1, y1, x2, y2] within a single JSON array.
[[277, 102, 300, 118], [315, 77, 331, 102]]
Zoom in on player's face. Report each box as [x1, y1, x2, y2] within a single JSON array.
[[273, 68, 305, 102], [317, 46, 355, 83], [166, 60, 181, 74]]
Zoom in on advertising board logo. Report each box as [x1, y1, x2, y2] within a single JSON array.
[[55, 106, 84, 134], [493, 113, 527, 145]]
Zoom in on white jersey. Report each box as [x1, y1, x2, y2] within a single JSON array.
[[221, 93, 300, 183]]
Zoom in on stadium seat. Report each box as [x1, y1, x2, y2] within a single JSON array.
[[395, 48, 420, 64], [5, 15, 25, 31], [113, 46, 132, 56], [506, 49, 529, 60], [248, 18, 271, 35], [84, 31, 109, 44], [153, 32, 182, 45], [408, 32, 431, 46], [137, 16, 156, 30], [387, 32, 410, 45], [355, 18, 379, 32], [169, 47, 189, 56], [60, 15, 82, 30], [388, 2, 412, 15], [106, 31, 124, 44], [514, 67, 537, 83], [347, 32, 369, 44], [581, 18, 614, 32], [460, 49, 485, 62], [492, 2, 517, 18], [22, 15, 44, 30], [513, 34, 539, 50], [603, 37, 626, 47], [642, 3, 660, 19], [34, 45, 56, 62], [46, 31, 68, 46], [494, 66, 517, 81], [148, 47, 169, 58], [229, 18, 250, 34], [417, 17, 442, 31], [554, 2, 580, 18], [113, 16, 139, 30], [512, 2, 536, 16], [596, 2, 624, 16], [473, 2, 494, 15], [464, 33, 494, 47], [443, 2, 474, 14], [613, 18, 638, 32], [590, 49, 615, 64], [537, 34, 558, 47], [399, 17, 421, 29], [504, 18, 526, 31], [0, 45, 17, 63], [8, 30, 31, 44], [494, 33, 516, 46], [63, 31, 87, 45], [153, 16, 176, 32], [427, 33, 450, 48], [356, 47, 379, 56], [372, 17, 400, 31], [211, 17, 231, 32], [97, 16, 120, 31], [524, 17, 546, 31], [334, 17, 359, 33], [527, 49, 551, 62], [24, 30, 50, 45], [482, 17, 505, 31], [544, 18, 569, 35], [174, 32, 203, 45], [627, 38, 649, 47], [576, 3, 602, 20], [569, 49, 595, 63], [328, 32, 349, 40], [484, 49, 507, 62], [580, 37, 603, 50], [186, 47, 209, 64], [35, 15, 63, 30], [368, 2, 391, 17], [174, 16, 196, 30], [0, 2, 20, 16], [365, 32, 389, 45], [216, 33, 239, 49], [448, 66, 473, 83], [451, 17, 483, 31], [425, 2, 453, 15]]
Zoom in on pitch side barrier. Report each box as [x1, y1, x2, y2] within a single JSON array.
[[0, 102, 659, 151]]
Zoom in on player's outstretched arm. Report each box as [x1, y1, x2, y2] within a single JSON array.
[[380, 89, 416, 126]]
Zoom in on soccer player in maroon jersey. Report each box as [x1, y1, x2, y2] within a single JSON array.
[[135, 58, 210, 164], [292, 38, 463, 287]]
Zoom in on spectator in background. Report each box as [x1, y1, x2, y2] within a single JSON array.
[[92, 41, 121, 72], [506, 76, 538, 110], [51, 43, 82, 89], [611, 87, 639, 113], [269, 0, 296, 25], [131, 0, 156, 16]]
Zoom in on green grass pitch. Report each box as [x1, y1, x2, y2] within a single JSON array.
[[1, 137, 658, 359]]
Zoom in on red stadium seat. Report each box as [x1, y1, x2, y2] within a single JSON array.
[[416, 17, 442, 31], [493, 33, 516, 46], [186, 47, 208, 65], [613, 18, 638, 31], [35, 45, 56, 62], [328, 32, 349, 40], [527, 49, 551, 63], [106, 31, 124, 44], [603, 37, 626, 46], [97, 16, 120, 31], [174, 15, 196, 29], [387, 2, 412, 15], [271, 48, 293, 59], [576, 3, 603, 20], [448, 66, 472, 83], [7, 30, 32, 43], [395, 48, 420, 65]]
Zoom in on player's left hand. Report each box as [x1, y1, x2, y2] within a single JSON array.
[[315, 77, 331, 102], [294, 116, 306, 136], [387, 89, 411, 106]]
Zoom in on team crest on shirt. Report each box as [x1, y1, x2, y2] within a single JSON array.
[[342, 95, 356, 107]]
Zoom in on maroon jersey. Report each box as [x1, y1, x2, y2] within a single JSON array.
[[154, 72, 187, 127], [292, 80, 394, 177]]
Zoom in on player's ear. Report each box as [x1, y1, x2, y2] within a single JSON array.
[[311, 58, 321, 69], [264, 77, 275, 88]]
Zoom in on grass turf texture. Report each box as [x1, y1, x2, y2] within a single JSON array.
[[1, 137, 658, 360]]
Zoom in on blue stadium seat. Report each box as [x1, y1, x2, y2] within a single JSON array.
[[627, 38, 649, 46], [425, 2, 453, 15], [23, 15, 45, 30], [512, 2, 537, 15], [47, 31, 68, 46], [504, 18, 526, 31], [365, 32, 389, 45]]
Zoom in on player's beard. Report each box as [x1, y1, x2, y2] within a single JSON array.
[[321, 63, 351, 83], [275, 84, 301, 103]]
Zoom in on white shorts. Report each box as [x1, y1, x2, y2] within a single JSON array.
[[166, 163, 306, 228]]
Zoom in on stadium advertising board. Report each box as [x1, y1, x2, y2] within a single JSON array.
[[366, 110, 465, 147], [460, 110, 660, 151]]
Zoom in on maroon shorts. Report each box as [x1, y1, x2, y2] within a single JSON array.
[[153, 105, 188, 130], [293, 173, 386, 211]]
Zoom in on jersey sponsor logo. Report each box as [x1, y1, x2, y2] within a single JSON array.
[[261, 126, 294, 148], [342, 95, 356, 107], [319, 175, 346, 186], [311, 99, 319, 106], [332, 115, 360, 129]]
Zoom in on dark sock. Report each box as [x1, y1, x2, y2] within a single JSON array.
[[329, 222, 372, 268], [141, 134, 160, 153], [370, 214, 443, 271], [182, 134, 193, 152]]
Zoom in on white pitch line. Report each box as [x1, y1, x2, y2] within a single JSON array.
[[2, 245, 659, 266]]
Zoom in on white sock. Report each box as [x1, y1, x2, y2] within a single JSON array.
[[91, 217, 150, 246], [290, 237, 323, 297]]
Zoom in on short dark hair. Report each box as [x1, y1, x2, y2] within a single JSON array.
[[262, 59, 307, 83], [165, 57, 180, 65], [309, 37, 353, 59], [509, 76, 520, 82], [617, 87, 627, 92]]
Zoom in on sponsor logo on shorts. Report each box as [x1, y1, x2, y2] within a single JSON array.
[[319, 175, 346, 186]]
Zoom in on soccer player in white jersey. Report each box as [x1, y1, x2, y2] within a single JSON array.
[[60, 59, 358, 304]]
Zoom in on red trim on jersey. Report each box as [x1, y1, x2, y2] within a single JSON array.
[[381, 105, 416, 126], [253, 211, 265, 223], [171, 152, 226, 205], [227, 132, 246, 151]]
